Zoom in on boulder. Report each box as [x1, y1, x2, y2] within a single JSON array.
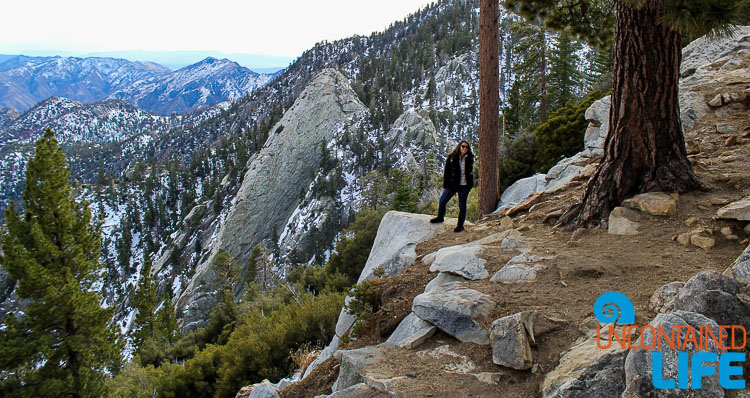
[[358, 211, 456, 284], [315, 383, 386, 398], [494, 173, 547, 213], [545, 157, 586, 193], [673, 270, 750, 332], [247, 381, 280, 398], [648, 282, 684, 314], [542, 329, 627, 398], [731, 243, 750, 284], [332, 346, 384, 393], [412, 284, 495, 345], [428, 243, 488, 280], [621, 192, 677, 217], [608, 207, 642, 236], [489, 312, 535, 370], [424, 272, 467, 292], [624, 311, 724, 397], [385, 312, 436, 349], [583, 95, 611, 156], [717, 196, 750, 221]]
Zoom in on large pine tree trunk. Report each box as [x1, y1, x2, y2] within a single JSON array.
[[478, 0, 500, 217], [571, 0, 702, 228]]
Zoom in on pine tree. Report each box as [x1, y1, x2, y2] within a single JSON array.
[[504, 0, 745, 227], [0, 129, 120, 397], [547, 30, 584, 112], [131, 261, 158, 353]]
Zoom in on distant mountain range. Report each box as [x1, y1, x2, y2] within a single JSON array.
[[0, 55, 279, 114]]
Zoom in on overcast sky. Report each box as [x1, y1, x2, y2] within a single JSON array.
[[1, 0, 435, 58]]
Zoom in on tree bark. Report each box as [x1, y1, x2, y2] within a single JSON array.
[[570, 0, 701, 228], [478, 0, 500, 218], [540, 31, 547, 124]]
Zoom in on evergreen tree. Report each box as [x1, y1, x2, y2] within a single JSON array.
[[131, 261, 158, 354], [547, 30, 584, 112], [0, 129, 120, 397], [504, 0, 745, 227]]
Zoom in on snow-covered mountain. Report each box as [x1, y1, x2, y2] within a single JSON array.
[[0, 56, 171, 112], [0, 97, 178, 145], [107, 57, 275, 115], [0, 56, 276, 115]]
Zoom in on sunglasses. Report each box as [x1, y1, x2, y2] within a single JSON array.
[[461, 145, 468, 148]]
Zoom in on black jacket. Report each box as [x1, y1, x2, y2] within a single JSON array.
[[442, 152, 474, 191]]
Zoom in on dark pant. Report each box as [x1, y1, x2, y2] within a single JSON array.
[[437, 185, 470, 227]]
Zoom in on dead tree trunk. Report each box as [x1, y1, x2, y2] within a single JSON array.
[[478, 0, 500, 217], [569, 0, 702, 228]]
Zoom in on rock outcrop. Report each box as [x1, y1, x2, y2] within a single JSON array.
[[176, 69, 368, 330]]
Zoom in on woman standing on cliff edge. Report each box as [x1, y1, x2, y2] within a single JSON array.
[[430, 140, 474, 232]]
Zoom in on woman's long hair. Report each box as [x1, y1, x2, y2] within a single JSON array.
[[447, 140, 473, 158]]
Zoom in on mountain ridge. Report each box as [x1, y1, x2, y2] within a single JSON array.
[[0, 55, 277, 114]]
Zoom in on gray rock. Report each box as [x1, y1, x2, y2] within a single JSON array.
[[681, 26, 750, 76], [335, 296, 357, 338], [624, 311, 724, 397], [248, 381, 280, 398], [545, 157, 585, 192], [543, 343, 626, 398], [357, 211, 457, 284], [386, 312, 436, 349], [716, 123, 738, 135], [332, 346, 404, 395], [333, 346, 383, 392], [673, 270, 750, 332], [176, 69, 368, 330], [428, 243, 488, 280], [495, 173, 547, 213], [608, 207, 642, 235], [708, 93, 724, 107], [412, 284, 495, 345], [542, 324, 628, 398], [501, 230, 525, 249], [316, 383, 386, 398], [489, 312, 534, 370], [491, 263, 537, 284], [648, 282, 684, 314], [303, 335, 340, 379], [717, 196, 750, 221], [679, 91, 710, 134], [424, 272, 467, 292], [583, 95, 611, 156], [386, 110, 439, 172], [731, 243, 750, 284]]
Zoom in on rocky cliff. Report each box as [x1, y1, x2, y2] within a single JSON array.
[[174, 69, 369, 330]]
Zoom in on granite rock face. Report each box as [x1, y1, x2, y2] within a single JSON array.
[[176, 69, 368, 330]]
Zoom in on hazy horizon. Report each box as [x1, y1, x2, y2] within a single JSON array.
[[0, 50, 295, 72]]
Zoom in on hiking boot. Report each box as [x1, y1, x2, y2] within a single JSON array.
[[453, 225, 464, 233], [430, 217, 444, 223]]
